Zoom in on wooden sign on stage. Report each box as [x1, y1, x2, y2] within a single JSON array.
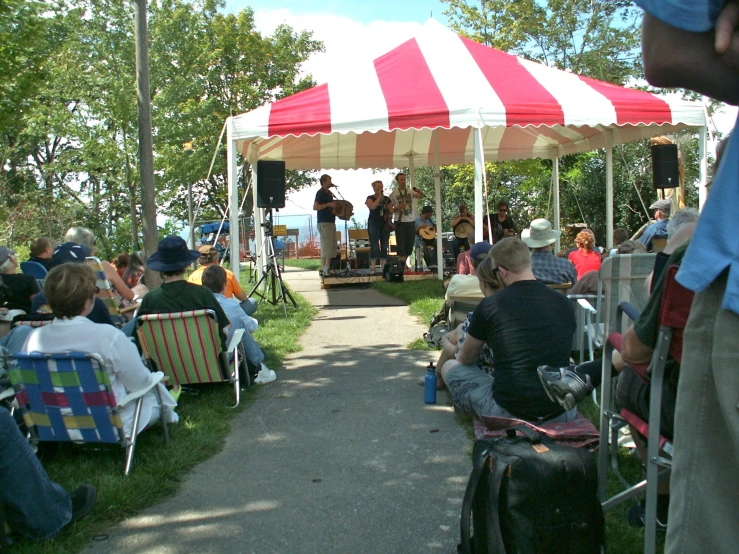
[[273, 224, 288, 236]]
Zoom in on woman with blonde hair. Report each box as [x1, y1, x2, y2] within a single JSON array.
[[568, 230, 601, 280]]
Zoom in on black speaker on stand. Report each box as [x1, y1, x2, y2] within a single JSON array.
[[256, 160, 286, 208], [651, 144, 680, 189]]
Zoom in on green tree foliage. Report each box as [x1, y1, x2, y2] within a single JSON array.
[[0, 0, 322, 259]]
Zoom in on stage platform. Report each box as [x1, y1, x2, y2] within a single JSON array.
[[320, 269, 437, 288]]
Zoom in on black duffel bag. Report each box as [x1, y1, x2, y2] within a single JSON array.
[[459, 426, 604, 554]]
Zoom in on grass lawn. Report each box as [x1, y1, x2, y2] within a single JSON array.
[[372, 279, 662, 554], [284, 258, 321, 271], [11, 277, 315, 554]]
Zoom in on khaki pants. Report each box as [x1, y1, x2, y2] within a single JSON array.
[[666, 274, 739, 554]]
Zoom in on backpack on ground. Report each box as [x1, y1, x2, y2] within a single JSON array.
[[423, 302, 450, 348], [459, 426, 605, 554]]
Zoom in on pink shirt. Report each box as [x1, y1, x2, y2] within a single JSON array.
[[456, 251, 474, 275], [568, 249, 602, 280]]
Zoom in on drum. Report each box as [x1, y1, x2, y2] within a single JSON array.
[[453, 220, 474, 239], [332, 200, 354, 221]]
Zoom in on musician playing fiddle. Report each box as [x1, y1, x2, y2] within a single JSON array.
[[313, 174, 338, 277], [415, 206, 438, 270], [365, 180, 391, 275], [450, 203, 474, 259]]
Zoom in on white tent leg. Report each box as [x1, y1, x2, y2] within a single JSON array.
[[605, 134, 614, 249], [252, 163, 263, 281], [227, 119, 240, 281], [698, 126, 708, 210], [474, 128, 484, 243], [433, 130, 443, 280], [552, 156, 560, 253], [409, 155, 418, 218]]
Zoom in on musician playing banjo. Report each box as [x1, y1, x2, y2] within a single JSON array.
[[450, 204, 474, 259], [389, 172, 421, 267], [313, 174, 338, 277], [415, 206, 438, 270]]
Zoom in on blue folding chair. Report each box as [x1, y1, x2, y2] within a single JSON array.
[[20, 261, 48, 290]]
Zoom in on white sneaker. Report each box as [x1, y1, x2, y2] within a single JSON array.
[[254, 364, 277, 384]]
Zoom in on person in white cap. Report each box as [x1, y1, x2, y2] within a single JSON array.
[[638, 198, 671, 251], [521, 219, 577, 286]]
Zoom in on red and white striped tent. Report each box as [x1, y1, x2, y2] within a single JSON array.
[[226, 19, 707, 278]]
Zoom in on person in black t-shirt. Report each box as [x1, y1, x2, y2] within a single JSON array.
[[492, 201, 516, 243], [0, 246, 41, 314], [313, 174, 338, 276], [440, 237, 576, 422]]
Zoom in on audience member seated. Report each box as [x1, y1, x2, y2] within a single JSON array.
[[522, 218, 577, 285], [27, 237, 56, 271], [568, 270, 599, 295], [638, 199, 671, 251], [440, 238, 577, 423], [24, 263, 179, 438], [187, 245, 257, 316], [646, 210, 698, 292], [201, 265, 276, 385], [32, 243, 115, 327], [138, 237, 229, 349], [422, 254, 501, 389], [112, 252, 130, 279], [0, 407, 96, 544], [0, 246, 41, 314], [445, 242, 492, 300], [568, 230, 602, 280], [0, 308, 35, 354], [122, 252, 145, 288], [608, 228, 630, 257], [64, 227, 136, 303], [455, 241, 476, 275]]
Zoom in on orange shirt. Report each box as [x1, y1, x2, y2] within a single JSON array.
[[187, 265, 245, 299]]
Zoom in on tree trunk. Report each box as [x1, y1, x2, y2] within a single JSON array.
[[134, 0, 160, 288]]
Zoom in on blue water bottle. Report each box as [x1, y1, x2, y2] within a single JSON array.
[[424, 362, 437, 404]]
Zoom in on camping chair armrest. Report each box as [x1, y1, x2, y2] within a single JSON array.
[[0, 388, 14, 402], [226, 329, 245, 355], [618, 301, 640, 322], [577, 298, 597, 315], [118, 371, 166, 407]]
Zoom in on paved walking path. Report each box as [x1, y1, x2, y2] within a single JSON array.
[[87, 267, 471, 553]]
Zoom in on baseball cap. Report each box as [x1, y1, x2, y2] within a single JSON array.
[[649, 199, 671, 214], [0, 246, 16, 266], [470, 241, 492, 261], [421, 205, 433, 214], [198, 245, 218, 257], [52, 242, 91, 266]]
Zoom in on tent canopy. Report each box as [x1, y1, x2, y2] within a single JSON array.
[[230, 18, 705, 170]]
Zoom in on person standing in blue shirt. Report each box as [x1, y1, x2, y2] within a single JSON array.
[[637, 199, 671, 251], [312, 174, 338, 277], [634, 2, 739, 552]]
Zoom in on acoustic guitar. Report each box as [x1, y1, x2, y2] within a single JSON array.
[[418, 226, 437, 241]]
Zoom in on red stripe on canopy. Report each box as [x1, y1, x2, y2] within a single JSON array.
[[268, 84, 332, 137], [374, 39, 450, 131], [283, 135, 322, 170], [578, 76, 673, 125], [356, 130, 396, 168], [462, 37, 565, 127]]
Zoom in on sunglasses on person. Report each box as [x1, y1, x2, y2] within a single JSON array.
[[499, 207, 507, 213]]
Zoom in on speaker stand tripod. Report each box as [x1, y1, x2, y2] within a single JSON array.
[[249, 210, 298, 315]]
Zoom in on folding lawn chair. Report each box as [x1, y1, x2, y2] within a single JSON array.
[[85, 256, 127, 327], [8, 351, 169, 475], [599, 265, 692, 554], [20, 261, 48, 290], [135, 309, 246, 408]]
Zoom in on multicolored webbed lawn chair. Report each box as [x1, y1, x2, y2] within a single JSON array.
[[85, 256, 127, 327], [135, 309, 245, 408], [8, 351, 169, 475]]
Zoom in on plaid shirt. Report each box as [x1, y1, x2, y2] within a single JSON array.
[[531, 250, 578, 285]]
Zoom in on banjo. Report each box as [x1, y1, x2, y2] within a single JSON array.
[[453, 219, 475, 239], [417, 227, 437, 241]]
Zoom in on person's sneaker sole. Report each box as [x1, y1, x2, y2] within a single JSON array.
[[254, 370, 277, 384], [537, 367, 562, 405]]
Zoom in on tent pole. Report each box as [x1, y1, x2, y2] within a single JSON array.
[[605, 133, 614, 249], [698, 125, 708, 210], [473, 128, 484, 243], [552, 154, 561, 253], [409, 155, 418, 218], [252, 158, 263, 283], [434, 130, 443, 280], [227, 118, 240, 281]]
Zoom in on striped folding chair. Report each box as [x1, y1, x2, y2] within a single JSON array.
[[135, 310, 245, 408], [85, 256, 127, 327], [8, 351, 169, 475], [596, 253, 656, 500]]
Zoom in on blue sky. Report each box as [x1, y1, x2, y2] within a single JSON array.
[[224, 0, 448, 24]]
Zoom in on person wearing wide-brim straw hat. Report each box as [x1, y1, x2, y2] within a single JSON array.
[[522, 219, 577, 286], [187, 245, 257, 316], [138, 237, 230, 349]]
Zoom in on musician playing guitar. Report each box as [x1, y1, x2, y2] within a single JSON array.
[[450, 204, 475, 259], [389, 172, 421, 267], [415, 206, 438, 270]]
